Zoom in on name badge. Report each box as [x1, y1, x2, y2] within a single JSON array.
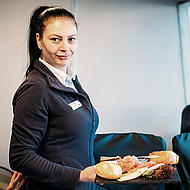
[[69, 100, 82, 111]]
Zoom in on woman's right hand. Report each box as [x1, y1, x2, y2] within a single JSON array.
[[6, 171, 27, 190], [79, 165, 96, 183]]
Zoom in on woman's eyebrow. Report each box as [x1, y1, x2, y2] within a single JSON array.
[[49, 34, 62, 38], [68, 34, 77, 37], [49, 34, 76, 38]]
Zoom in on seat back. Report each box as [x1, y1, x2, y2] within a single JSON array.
[[181, 105, 190, 133], [94, 132, 166, 164], [173, 133, 190, 190]]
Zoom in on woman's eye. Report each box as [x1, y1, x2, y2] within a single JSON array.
[[68, 37, 76, 42], [51, 38, 60, 42]]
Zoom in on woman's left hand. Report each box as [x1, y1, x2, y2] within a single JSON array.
[[79, 165, 96, 183], [6, 171, 27, 190]]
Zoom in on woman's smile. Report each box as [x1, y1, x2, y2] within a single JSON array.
[[56, 54, 71, 60], [36, 18, 77, 72]]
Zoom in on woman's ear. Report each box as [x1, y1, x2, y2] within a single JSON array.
[[36, 33, 42, 50]]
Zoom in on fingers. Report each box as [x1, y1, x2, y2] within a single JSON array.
[[10, 171, 19, 182], [11, 172, 24, 187], [6, 171, 27, 190], [14, 177, 27, 190]]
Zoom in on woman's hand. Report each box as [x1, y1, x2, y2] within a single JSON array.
[[79, 165, 96, 183], [6, 171, 27, 190]]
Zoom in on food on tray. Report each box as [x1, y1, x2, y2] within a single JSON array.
[[100, 156, 121, 162], [142, 163, 164, 177], [149, 151, 179, 164], [118, 167, 148, 182], [118, 155, 140, 172], [96, 162, 122, 179], [95, 150, 178, 181], [145, 164, 176, 179]]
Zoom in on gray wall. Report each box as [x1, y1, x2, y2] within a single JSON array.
[[0, 0, 185, 168], [76, 0, 184, 147]]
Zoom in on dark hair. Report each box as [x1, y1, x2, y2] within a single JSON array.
[[26, 6, 77, 77]]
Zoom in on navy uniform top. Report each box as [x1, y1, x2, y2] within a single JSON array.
[[9, 60, 99, 190]]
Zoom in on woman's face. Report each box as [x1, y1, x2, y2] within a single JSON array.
[[36, 17, 77, 71]]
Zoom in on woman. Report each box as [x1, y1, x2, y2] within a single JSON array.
[[9, 6, 99, 190]]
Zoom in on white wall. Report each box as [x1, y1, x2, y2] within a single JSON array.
[[76, 0, 184, 148], [0, 0, 185, 168]]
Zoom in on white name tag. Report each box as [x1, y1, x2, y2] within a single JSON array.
[[69, 100, 82, 111]]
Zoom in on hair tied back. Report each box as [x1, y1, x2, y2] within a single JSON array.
[[39, 6, 62, 17]]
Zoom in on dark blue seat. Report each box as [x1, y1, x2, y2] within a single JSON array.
[[94, 132, 166, 190], [181, 105, 190, 133], [172, 133, 190, 190], [172, 105, 190, 190]]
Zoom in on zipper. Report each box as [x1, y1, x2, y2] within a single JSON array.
[[69, 90, 95, 165], [50, 82, 96, 165], [78, 92, 95, 165]]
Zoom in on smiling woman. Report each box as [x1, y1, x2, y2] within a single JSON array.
[[8, 6, 99, 190], [26, 6, 78, 76], [36, 18, 78, 72]]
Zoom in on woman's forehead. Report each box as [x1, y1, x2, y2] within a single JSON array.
[[43, 18, 77, 36], [44, 17, 76, 28]]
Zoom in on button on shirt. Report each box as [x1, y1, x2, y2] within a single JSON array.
[[39, 58, 77, 92]]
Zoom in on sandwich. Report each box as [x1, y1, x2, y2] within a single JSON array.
[[149, 151, 179, 164], [95, 150, 179, 181]]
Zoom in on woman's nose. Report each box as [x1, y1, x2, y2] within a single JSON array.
[[59, 41, 69, 51]]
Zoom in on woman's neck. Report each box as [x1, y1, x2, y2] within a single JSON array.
[[40, 57, 67, 73]]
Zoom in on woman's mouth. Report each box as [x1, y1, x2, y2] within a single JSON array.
[[56, 54, 71, 60]]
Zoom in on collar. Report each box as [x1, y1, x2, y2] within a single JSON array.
[[39, 58, 77, 85], [32, 60, 92, 115]]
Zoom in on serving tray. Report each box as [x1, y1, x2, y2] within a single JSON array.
[[95, 168, 181, 185]]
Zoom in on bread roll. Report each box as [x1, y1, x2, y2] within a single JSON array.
[[96, 162, 122, 179], [149, 151, 179, 164]]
